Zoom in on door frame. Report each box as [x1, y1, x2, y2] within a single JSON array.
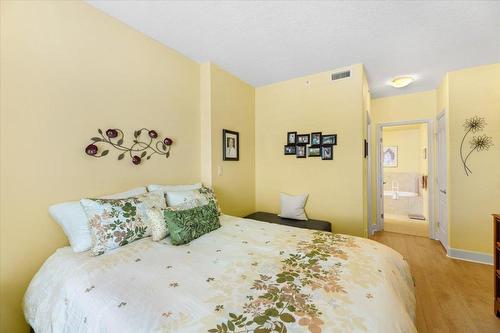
[[366, 113, 373, 235], [436, 110, 449, 248], [375, 118, 436, 239]]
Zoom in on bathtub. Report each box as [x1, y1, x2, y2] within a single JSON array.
[[384, 190, 418, 199]]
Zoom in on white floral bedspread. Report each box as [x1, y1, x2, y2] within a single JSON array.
[[24, 215, 416, 333]]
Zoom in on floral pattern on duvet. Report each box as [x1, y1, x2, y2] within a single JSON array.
[[208, 232, 356, 333], [24, 215, 416, 333]]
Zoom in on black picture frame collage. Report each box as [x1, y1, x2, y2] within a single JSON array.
[[284, 131, 337, 160]]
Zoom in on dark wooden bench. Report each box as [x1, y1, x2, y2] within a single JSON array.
[[244, 212, 331, 232]]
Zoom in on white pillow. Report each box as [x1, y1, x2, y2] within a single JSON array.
[[278, 192, 308, 221], [100, 187, 147, 200], [49, 187, 147, 253], [165, 190, 198, 206], [147, 183, 202, 193]]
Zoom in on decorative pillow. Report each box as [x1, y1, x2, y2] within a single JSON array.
[[278, 192, 308, 221], [49, 187, 147, 252], [147, 207, 169, 241], [164, 201, 221, 245], [100, 187, 148, 200], [198, 185, 222, 215], [81, 191, 166, 256], [165, 190, 206, 207], [147, 183, 202, 193], [150, 186, 219, 241]]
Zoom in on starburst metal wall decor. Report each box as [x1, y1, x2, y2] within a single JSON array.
[[460, 116, 493, 176], [85, 128, 173, 165]]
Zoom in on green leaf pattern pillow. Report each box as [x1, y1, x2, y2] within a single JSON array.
[[150, 185, 222, 242], [81, 191, 166, 256], [164, 201, 221, 245]]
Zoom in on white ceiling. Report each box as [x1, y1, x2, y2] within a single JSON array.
[[87, 0, 500, 98]]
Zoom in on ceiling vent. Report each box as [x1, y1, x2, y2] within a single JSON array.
[[331, 70, 351, 81]]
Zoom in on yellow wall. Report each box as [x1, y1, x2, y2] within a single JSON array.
[[447, 63, 500, 254], [200, 63, 213, 187], [383, 125, 424, 173], [0, 1, 201, 331], [437, 74, 449, 115], [371, 90, 437, 122], [201, 63, 256, 217], [370, 91, 437, 226], [255, 65, 366, 236]]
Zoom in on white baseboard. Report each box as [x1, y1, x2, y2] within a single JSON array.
[[447, 248, 493, 265], [368, 224, 379, 236]]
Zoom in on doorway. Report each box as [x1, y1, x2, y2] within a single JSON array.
[[436, 112, 448, 248], [376, 119, 434, 238]]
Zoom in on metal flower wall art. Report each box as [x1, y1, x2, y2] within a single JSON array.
[[85, 128, 173, 165], [460, 116, 493, 176]]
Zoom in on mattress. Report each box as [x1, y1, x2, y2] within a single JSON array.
[[24, 215, 416, 332]]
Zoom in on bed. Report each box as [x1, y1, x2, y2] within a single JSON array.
[[24, 215, 416, 333]]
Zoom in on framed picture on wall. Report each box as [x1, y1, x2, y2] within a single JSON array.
[[383, 146, 398, 167], [310, 132, 322, 146], [297, 134, 310, 144], [296, 144, 306, 158], [321, 134, 337, 145], [223, 129, 239, 161], [287, 131, 297, 144], [284, 145, 296, 155], [308, 146, 321, 157], [321, 145, 333, 160]]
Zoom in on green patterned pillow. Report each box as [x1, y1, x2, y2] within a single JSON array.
[[164, 201, 221, 245], [149, 185, 221, 242], [81, 190, 166, 256]]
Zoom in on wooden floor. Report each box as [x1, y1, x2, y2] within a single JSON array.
[[370, 231, 500, 333], [384, 214, 429, 237]]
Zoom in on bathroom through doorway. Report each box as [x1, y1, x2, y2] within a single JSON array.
[[376, 120, 434, 238]]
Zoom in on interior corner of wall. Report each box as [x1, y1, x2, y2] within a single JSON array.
[[200, 62, 213, 186]]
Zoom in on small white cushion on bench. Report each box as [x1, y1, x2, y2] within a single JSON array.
[[278, 192, 308, 221]]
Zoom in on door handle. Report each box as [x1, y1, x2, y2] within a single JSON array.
[[440, 189, 446, 195]]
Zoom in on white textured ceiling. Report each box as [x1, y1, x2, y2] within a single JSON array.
[[86, 0, 500, 97]]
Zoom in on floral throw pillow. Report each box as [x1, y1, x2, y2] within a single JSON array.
[[164, 201, 221, 245], [147, 207, 170, 241], [81, 191, 166, 256], [198, 185, 222, 216]]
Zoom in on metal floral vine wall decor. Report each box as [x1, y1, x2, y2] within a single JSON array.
[[460, 116, 493, 176], [85, 128, 173, 165]]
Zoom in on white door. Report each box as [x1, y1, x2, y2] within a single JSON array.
[[437, 114, 448, 249]]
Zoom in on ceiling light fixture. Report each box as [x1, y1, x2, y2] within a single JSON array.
[[389, 75, 415, 88]]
